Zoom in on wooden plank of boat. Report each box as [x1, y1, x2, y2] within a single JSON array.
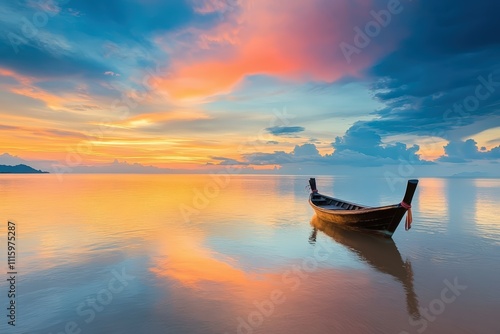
[[308, 178, 418, 238]]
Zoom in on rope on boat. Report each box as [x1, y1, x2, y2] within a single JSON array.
[[400, 201, 413, 231], [306, 184, 318, 193]]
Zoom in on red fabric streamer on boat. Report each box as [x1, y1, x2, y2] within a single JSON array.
[[400, 201, 412, 231]]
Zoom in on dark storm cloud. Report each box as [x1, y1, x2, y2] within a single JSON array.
[[331, 123, 428, 163], [362, 0, 500, 137], [439, 139, 500, 163], [266, 126, 306, 136], [235, 135, 431, 167]]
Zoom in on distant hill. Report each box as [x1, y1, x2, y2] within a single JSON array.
[[449, 171, 490, 178], [0, 164, 49, 174]]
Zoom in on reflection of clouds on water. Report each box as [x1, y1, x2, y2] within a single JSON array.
[[413, 179, 448, 235], [149, 227, 281, 331], [474, 179, 500, 245], [446, 178, 477, 235], [150, 229, 274, 290], [418, 177, 499, 244]]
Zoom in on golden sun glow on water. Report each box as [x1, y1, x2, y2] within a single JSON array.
[[473, 179, 500, 244], [415, 178, 448, 221]]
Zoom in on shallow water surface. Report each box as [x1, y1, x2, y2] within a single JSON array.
[[0, 175, 498, 334]]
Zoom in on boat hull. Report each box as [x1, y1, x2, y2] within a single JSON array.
[[308, 178, 418, 238], [309, 195, 407, 237]]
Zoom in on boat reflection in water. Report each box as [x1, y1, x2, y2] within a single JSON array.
[[309, 216, 421, 319]]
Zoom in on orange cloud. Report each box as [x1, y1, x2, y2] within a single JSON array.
[[108, 110, 211, 129], [156, 0, 378, 101], [0, 67, 95, 111], [0, 67, 65, 108], [0, 68, 32, 86], [11, 86, 68, 110]]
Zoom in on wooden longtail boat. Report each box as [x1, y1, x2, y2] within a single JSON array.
[[309, 216, 420, 319], [308, 178, 418, 238]]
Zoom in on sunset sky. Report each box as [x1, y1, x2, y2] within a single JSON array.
[[0, 0, 499, 175]]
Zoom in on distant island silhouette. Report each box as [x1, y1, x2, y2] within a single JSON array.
[[0, 164, 49, 174]]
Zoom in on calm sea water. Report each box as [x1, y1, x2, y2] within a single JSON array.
[[0, 175, 499, 334]]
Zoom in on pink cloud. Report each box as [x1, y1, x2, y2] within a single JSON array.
[[155, 0, 397, 100]]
